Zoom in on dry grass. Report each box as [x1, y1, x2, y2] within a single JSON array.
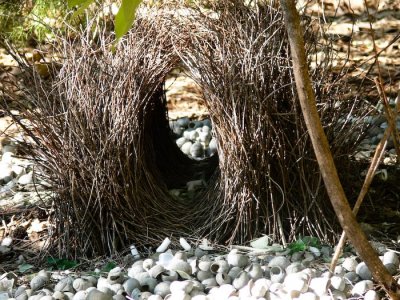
[[1, 0, 371, 257]]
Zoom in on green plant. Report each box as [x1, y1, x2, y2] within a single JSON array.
[[68, 0, 142, 40], [287, 236, 321, 254], [0, 0, 67, 45]]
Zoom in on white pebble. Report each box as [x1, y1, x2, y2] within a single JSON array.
[[342, 257, 358, 272], [18, 171, 33, 185], [156, 237, 171, 253], [351, 280, 374, 296], [1, 237, 12, 247], [179, 238, 191, 251], [309, 277, 329, 296], [330, 276, 345, 291], [355, 262, 372, 280], [298, 292, 318, 300], [176, 137, 187, 148], [181, 142, 193, 155], [364, 290, 380, 300]]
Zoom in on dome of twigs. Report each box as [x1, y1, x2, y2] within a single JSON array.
[[6, 0, 369, 257]]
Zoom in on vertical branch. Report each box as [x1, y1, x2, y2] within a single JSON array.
[[279, 0, 400, 298]]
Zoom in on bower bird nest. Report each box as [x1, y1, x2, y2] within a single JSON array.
[[2, 0, 370, 257]]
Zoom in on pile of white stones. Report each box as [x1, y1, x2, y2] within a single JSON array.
[[170, 118, 217, 159], [0, 138, 52, 209], [0, 236, 398, 300], [356, 97, 399, 163]]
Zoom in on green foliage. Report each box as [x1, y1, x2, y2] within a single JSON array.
[[47, 257, 79, 270], [68, 0, 142, 42], [287, 236, 321, 254], [101, 261, 117, 273], [114, 0, 141, 40], [0, 0, 67, 45], [18, 263, 34, 273]]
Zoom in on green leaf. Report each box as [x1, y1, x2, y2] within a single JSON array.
[[18, 264, 34, 273], [47, 257, 78, 270], [114, 0, 141, 40], [288, 239, 306, 254], [67, 0, 93, 8], [101, 262, 117, 273]]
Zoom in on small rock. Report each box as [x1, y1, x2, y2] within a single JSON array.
[[18, 172, 33, 185], [181, 142, 193, 155], [351, 280, 373, 296], [190, 142, 204, 158]]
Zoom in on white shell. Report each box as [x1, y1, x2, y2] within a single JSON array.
[[201, 277, 217, 289], [309, 277, 330, 296], [364, 290, 380, 300], [198, 257, 212, 272], [196, 271, 213, 282], [143, 259, 155, 271], [52, 291, 65, 300], [168, 259, 192, 275], [73, 291, 88, 300], [87, 290, 112, 300], [170, 281, 193, 294], [147, 295, 163, 300], [161, 270, 178, 282], [283, 273, 308, 293], [179, 238, 191, 251], [227, 267, 242, 279], [215, 273, 231, 285], [238, 281, 253, 299], [148, 264, 165, 279], [154, 282, 171, 298], [139, 291, 152, 299], [270, 266, 285, 283], [82, 276, 98, 287], [330, 275, 345, 291], [97, 278, 111, 291], [109, 284, 123, 295], [227, 250, 249, 268], [251, 278, 271, 298], [156, 238, 171, 253], [15, 286, 29, 300], [355, 262, 372, 280], [123, 278, 140, 295], [112, 295, 125, 300], [342, 257, 358, 272], [181, 142, 193, 156], [73, 278, 93, 291], [165, 291, 190, 300], [232, 271, 250, 290], [107, 267, 123, 284], [210, 260, 229, 274], [286, 262, 303, 274], [351, 280, 374, 296], [128, 265, 145, 278], [158, 252, 174, 268], [139, 277, 157, 293], [298, 292, 319, 300], [268, 256, 290, 269], [176, 137, 187, 148], [30, 275, 48, 291], [383, 251, 399, 266], [246, 263, 263, 280]]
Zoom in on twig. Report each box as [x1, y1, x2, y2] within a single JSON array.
[[280, 0, 400, 297]]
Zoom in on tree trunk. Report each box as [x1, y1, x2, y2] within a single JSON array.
[[279, 0, 400, 298]]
